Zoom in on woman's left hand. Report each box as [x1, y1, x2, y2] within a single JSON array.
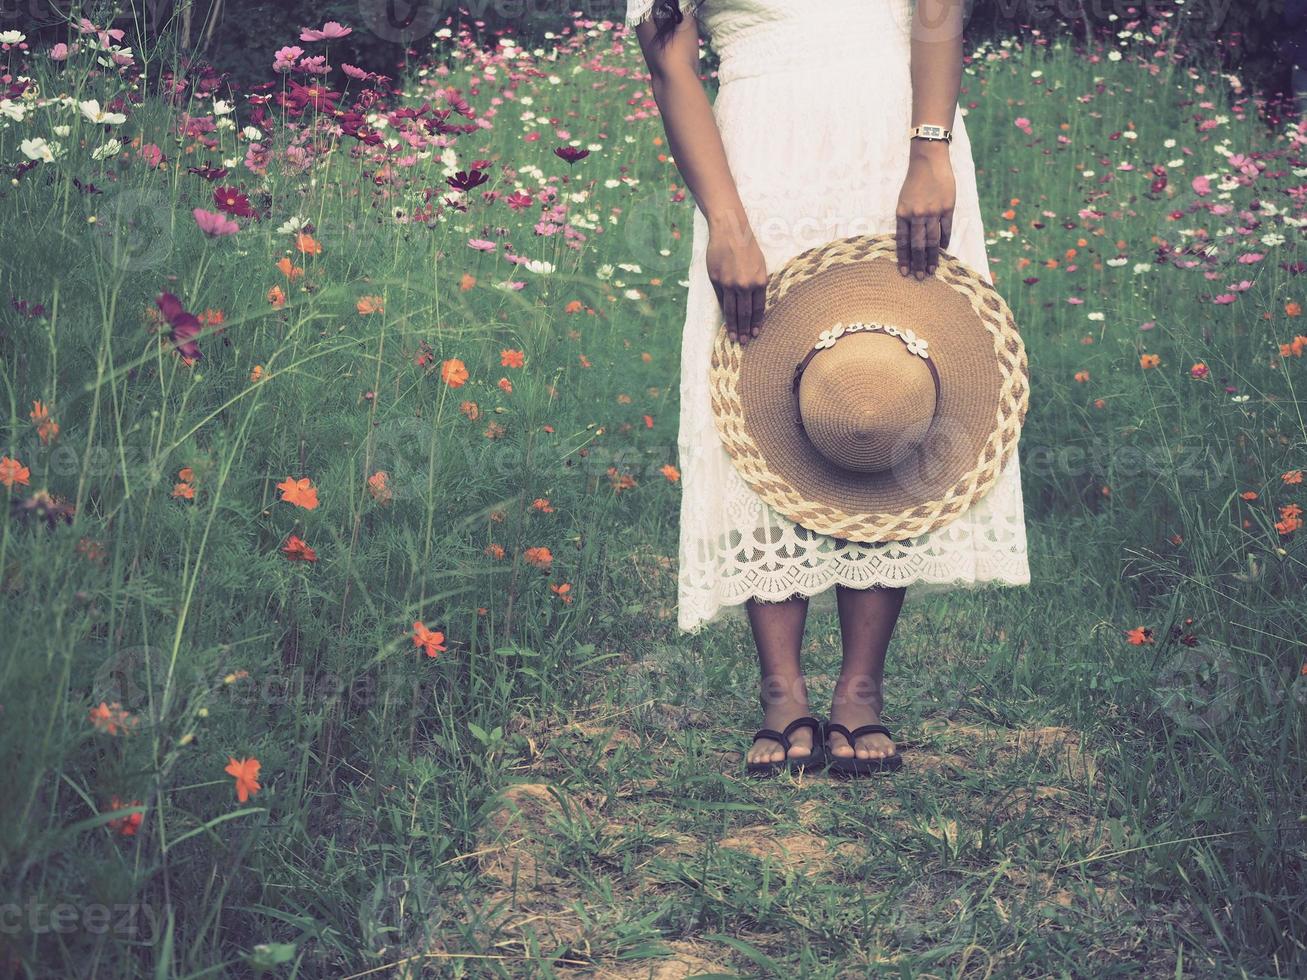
[[895, 141, 956, 279]]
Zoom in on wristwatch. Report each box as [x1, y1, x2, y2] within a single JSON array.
[[909, 124, 952, 144]]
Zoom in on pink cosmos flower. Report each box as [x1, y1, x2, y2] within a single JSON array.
[[273, 45, 302, 72], [50, 42, 73, 60], [193, 208, 239, 237], [505, 191, 533, 211], [467, 238, 497, 252], [341, 64, 372, 81], [1212, 294, 1237, 305], [296, 55, 329, 76], [139, 143, 163, 168], [300, 21, 353, 42], [1191, 175, 1212, 196]]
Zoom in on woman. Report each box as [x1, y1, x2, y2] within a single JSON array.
[[628, 0, 1030, 773]]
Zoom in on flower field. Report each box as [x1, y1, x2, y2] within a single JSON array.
[[0, 11, 1304, 978]]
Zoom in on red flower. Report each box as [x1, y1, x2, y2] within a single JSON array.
[[213, 185, 256, 218]]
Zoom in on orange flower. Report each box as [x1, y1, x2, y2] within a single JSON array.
[[1279, 335, 1307, 358], [1093, 398, 1106, 409], [1073, 371, 1089, 383], [1277, 503, 1304, 535], [367, 471, 392, 504], [250, 365, 265, 382], [641, 352, 652, 363], [660, 464, 680, 482], [1283, 470, 1303, 485], [1125, 626, 1153, 645], [1287, 301, 1302, 317], [500, 348, 525, 368], [225, 757, 262, 803], [490, 510, 505, 523], [485, 543, 505, 559], [498, 377, 513, 393], [172, 482, 195, 500], [89, 701, 138, 735], [643, 414, 654, 429], [524, 546, 553, 570], [550, 582, 573, 604], [484, 421, 506, 439], [441, 358, 469, 388], [106, 796, 143, 837], [532, 498, 554, 513], [281, 534, 318, 562], [275, 256, 303, 280], [460, 400, 480, 421], [607, 467, 637, 492], [357, 295, 385, 315], [267, 285, 287, 309], [459, 273, 476, 292], [412, 621, 447, 658], [1189, 362, 1209, 379], [564, 299, 584, 314], [0, 455, 30, 488], [178, 467, 195, 483], [277, 476, 319, 510], [295, 232, 322, 255], [30, 401, 58, 444], [1139, 353, 1160, 370], [1240, 490, 1259, 501], [578, 354, 592, 368]]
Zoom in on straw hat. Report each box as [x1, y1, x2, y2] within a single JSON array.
[[709, 232, 1028, 543]]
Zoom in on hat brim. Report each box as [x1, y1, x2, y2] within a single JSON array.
[[709, 233, 1028, 543]]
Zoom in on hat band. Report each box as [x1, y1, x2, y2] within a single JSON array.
[[790, 321, 943, 426]]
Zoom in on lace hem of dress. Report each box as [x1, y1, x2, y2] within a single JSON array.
[[677, 564, 1032, 635], [625, 0, 704, 28]]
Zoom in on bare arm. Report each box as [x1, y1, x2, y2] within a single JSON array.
[[896, 0, 964, 279], [632, 12, 769, 344]]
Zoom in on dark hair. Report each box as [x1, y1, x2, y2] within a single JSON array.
[[652, 0, 686, 46]]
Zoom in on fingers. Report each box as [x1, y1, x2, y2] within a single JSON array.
[[897, 215, 911, 276], [734, 287, 752, 345], [749, 285, 766, 339], [910, 216, 927, 280], [939, 211, 953, 253], [925, 216, 941, 277], [722, 289, 738, 344]]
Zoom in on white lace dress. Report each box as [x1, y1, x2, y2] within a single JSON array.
[[626, 0, 1031, 634]]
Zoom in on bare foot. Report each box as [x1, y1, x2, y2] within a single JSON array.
[[746, 685, 815, 766], [826, 674, 895, 761]]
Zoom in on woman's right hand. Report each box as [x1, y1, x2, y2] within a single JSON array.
[[705, 214, 768, 346]]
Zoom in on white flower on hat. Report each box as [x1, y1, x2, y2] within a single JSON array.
[[900, 328, 930, 358], [813, 323, 846, 349]]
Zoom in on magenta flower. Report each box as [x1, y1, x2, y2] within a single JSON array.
[[139, 143, 164, 168], [193, 208, 239, 237], [300, 21, 352, 41], [505, 191, 533, 212], [156, 293, 203, 361], [447, 169, 489, 192], [553, 146, 589, 165], [273, 45, 302, 72]]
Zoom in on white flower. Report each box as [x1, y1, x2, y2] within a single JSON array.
[[0, 31, 26, 44], [813, 323, 846, 349], [277, 215, 310, 234], [616, 262, 643, 274], [212, 99, 234, 116], [1230, 394, 1250, 403], [521, 259, 554, 275], [91, 138, 121, 160], [623, 288, 643, 300], [596, 264, 614, 281], [0, 99, 25, 122], [900, 328, 929, 358], [52, 124, 69, 137], [1087, 311, 1106, 321], [20, 137, 55, 162], [79, 99, 126, 125]]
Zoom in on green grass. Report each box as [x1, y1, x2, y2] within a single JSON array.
[[0, 11, 1304, 979]]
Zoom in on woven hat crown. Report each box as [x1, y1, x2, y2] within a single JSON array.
[[797, 327, 938, 474]]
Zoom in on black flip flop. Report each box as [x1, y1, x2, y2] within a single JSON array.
[[745, 715, 827, 778], [823, 720, 903, 776]]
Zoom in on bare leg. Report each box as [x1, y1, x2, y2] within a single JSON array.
[[743, 593, 814, 765], [827, 583, 907, 760]]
